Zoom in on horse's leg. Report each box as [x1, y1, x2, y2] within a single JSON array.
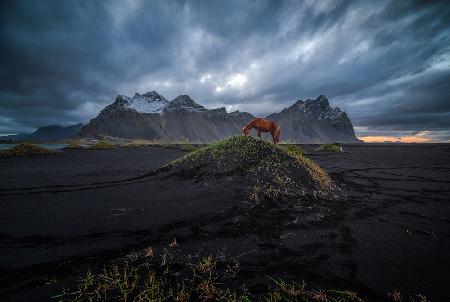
[[271, 130, 276, 144], [257, 129, 262, 139]]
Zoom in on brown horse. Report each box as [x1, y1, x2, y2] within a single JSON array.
[[242, 118, 281, 144]]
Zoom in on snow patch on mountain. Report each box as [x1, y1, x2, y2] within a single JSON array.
[[124, 91, 169, 113]]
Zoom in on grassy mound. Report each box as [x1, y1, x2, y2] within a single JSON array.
[[64, 142, 84, 149], [89, 141, 115, 150], [0, 143, 55, 158], [164, 136, 338, 201], [316, 143, 341, 152]]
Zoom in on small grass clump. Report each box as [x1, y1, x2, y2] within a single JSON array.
[[316, 143, 341, 152], [64, 142, 84, 149], [0, 143, 55, 158], [89, 141, 115, 150], [265, 278, 365, 302]]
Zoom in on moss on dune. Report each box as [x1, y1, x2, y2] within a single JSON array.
[[0, 143, 55, 158]]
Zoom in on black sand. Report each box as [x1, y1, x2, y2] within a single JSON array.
[[0, 144, 449, 301]]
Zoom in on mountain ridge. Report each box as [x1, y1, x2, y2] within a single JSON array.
[[1, 123, 84, 141], [76, 92, 360, 143]]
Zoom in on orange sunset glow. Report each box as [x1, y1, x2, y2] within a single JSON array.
[[359, 136, 432, 143]]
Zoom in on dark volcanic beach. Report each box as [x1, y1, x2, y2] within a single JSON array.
[[1, 143, 449, 301]]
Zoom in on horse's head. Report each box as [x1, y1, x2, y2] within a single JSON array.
[[274, 125, 281, 144], [242, 125, 250, 136]]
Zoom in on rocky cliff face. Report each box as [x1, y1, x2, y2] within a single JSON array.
[[78, 92, 360, 143], [267, 95, 359, 143]]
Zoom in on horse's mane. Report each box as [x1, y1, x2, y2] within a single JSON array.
[[243, 119, 255, 131]]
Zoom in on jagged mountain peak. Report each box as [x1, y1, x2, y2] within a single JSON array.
[[164, 95, 206, 113], [140, 91, 166, 99], [114, 94, 131, 104], [306, 95, 329, 108], [286, 95, 340, 116], [171, 95, 197, 104], [288, 99, 306, 111], [123, 91, 169, 114]]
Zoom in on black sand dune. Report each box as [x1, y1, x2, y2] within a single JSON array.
[[0, 140, 449, 301], [161, 136, 340, 201]]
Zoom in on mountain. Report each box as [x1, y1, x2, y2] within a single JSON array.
[[2, 123, 84, 141], [267, 95, 360, 143], [78, 91, 360, 143], [77, 92, 254, 142]]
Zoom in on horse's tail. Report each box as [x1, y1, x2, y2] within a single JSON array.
[[274, 124, 281, 144]]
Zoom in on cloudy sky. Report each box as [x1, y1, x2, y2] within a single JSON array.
[[1, 0, 449, 142]]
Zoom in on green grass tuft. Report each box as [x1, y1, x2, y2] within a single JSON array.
[[0, 143, 55, 158], [89, 141, 115, 150], [316, 143, 341, 152]]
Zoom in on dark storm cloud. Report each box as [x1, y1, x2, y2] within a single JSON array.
[[0, 0, 449, 141]]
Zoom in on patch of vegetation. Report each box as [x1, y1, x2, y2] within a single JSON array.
[[89, 141, 115, 150], [64, 142, 84, 149], [278, 144, 306, 156], [316, 143, 341, 152], [388, 290, 429, 302], [277, 144, 330, 190], [165, 136, 336, 201], [54, 255, 368, 302], [55, 254, 426, 302], [182, 144, 196, 152], [0, 143, 55, 158]]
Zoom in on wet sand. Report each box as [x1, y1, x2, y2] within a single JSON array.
[[1, 144, 449, 301]]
